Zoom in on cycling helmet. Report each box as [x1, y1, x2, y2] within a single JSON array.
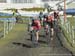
[[39, 11, 43, 15], [43, 13, 48, 18]]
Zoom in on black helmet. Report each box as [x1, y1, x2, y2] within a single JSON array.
[[43, 13, 48, 18], [39, 12, 43, 15]]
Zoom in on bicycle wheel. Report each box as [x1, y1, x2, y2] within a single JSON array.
[[30, 30, 38, 47], [47, 25, 51, 43], [30, 30, 35, 42], [44, 25, 51, 44]]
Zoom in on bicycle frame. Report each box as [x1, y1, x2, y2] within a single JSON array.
[[44, 24, 51, 44]]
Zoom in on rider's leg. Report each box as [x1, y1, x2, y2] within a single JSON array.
[[51, 22, 54, 36], [44, 24, 49, 35], [50, 27, 54, 41], [36, 30, 39, 42], [33, 30, 39, 47], [51, 28, 54, 36], [30, 27, 34, 41]]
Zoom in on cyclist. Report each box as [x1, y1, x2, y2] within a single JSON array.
[[30, 16, 41, 47], [39, 12, 44, 26], [47, 14, 54, 36], [28, 17, 34, 32], [39, 12, 43, 22], [43, 14, 48, 27], [53, 10, 59, 24], [43, 13, 54, 42], [14, 10, 23, 23], [43, 14, 54, 36]]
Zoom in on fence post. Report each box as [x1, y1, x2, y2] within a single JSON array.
[[6, 19, 9, 34], [4, 21, 6, 38], [69, 22, 72, 40], [68, 22, 70, 33], [9, 18, 12, 31], [13, 18, 16, 26], [11, 22, 13, 30], [72, 26, 75, 44], [66, 22, 69, 33], [67, 22, 70, 33], [64, 22, 67, 30]]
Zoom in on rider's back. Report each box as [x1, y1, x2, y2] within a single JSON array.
[[32, 19, 41, 30], [54, 11, 59, 19], [47, 15, 54, 22]]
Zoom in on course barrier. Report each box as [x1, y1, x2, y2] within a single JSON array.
[[0, 17, 16, 38], [59, 16, 75, 47]]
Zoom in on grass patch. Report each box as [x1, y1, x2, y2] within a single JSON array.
[[67, 16, 75, 47], [67, 16, 75, 26], [0, 22, 4, 32], [0, 23, 27, 47], [21, 7, 45, 12], [0, 16, 30, 18], [5, 7, 45, 12], [68, 3, 75, 8], [0, 16, 12, 18], [0, 19, 28, 47]]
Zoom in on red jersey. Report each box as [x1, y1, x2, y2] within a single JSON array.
[[47, 15, 54, 22], [32, 19, 41, 30]]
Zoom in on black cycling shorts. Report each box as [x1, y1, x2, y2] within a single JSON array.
[[47, 22, 54, 28]]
